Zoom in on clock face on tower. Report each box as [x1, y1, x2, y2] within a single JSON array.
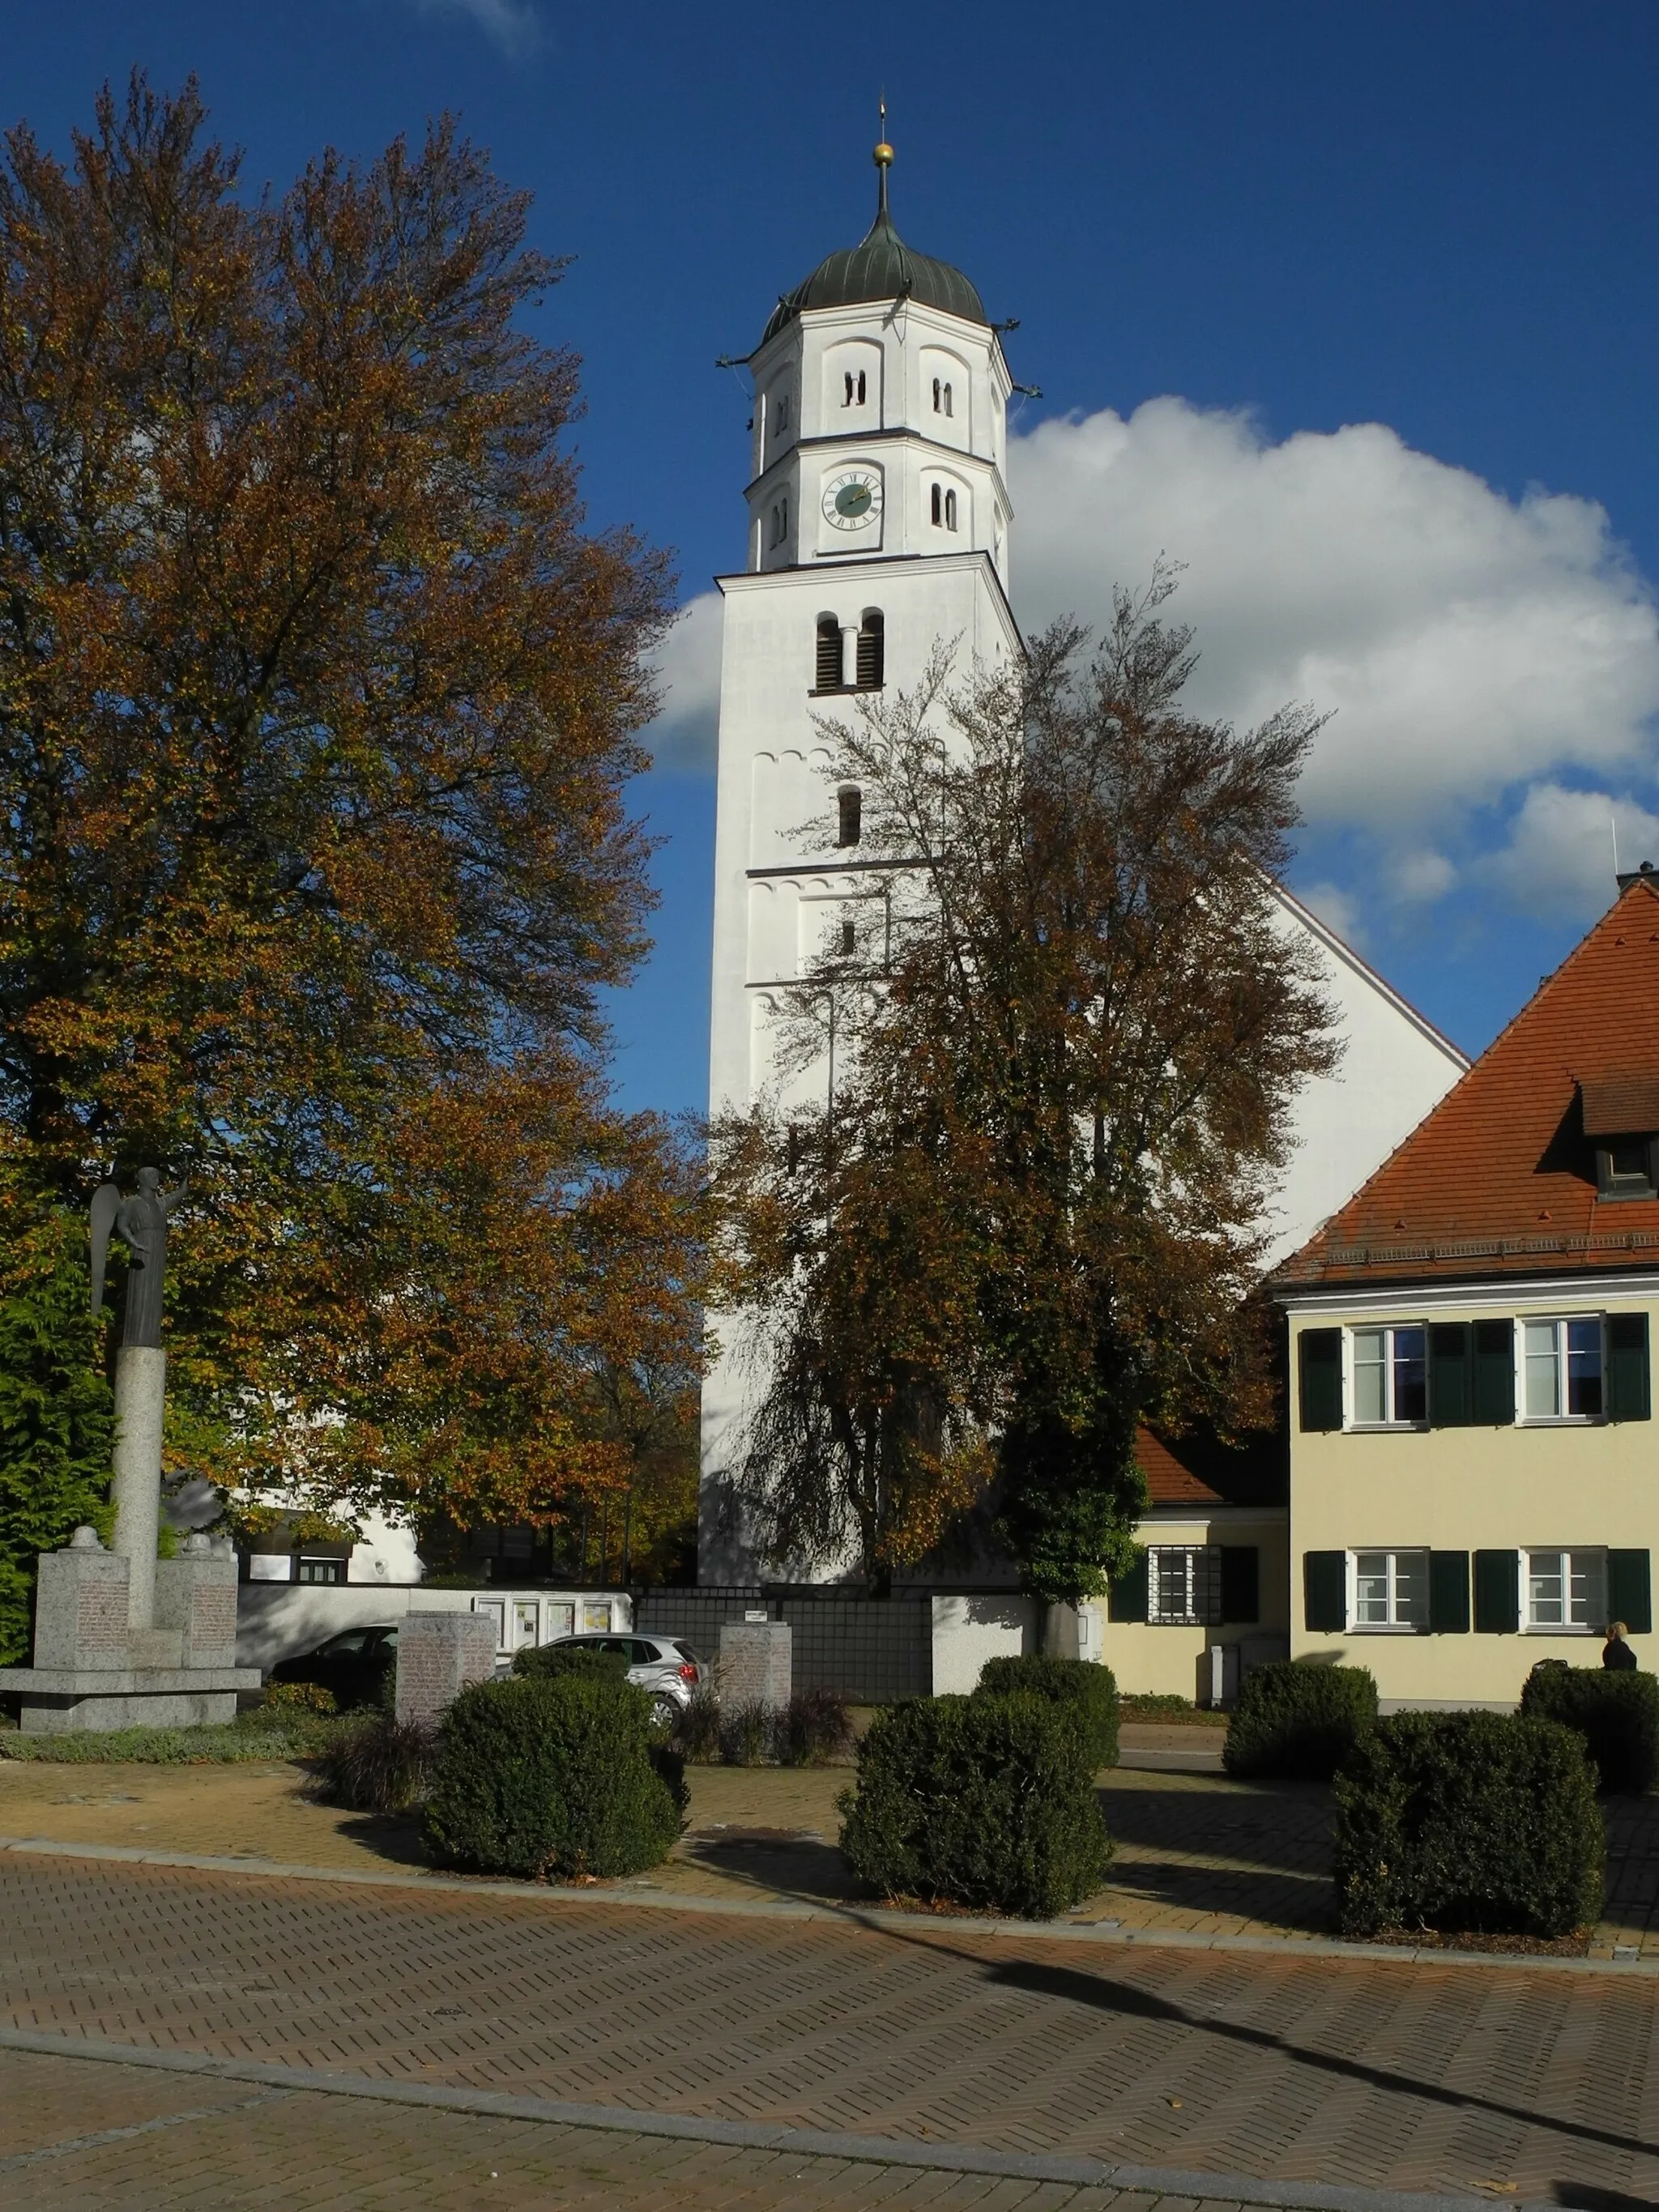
[[822, 469, 883, 531]]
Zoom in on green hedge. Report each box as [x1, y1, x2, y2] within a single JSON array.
[[510, 1642, 630, 1683], [838, 1693, 1113, 1919], [1222, 1660, 1377, 1780], [1518, 1663, 1659, 1795], [1333, 1711, 1603, 1940], [975, 1654, 1119, 1769], [423, 1673, 683, 1880]]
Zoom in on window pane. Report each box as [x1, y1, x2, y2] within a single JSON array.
[[1355, 1552, 1390, 1625], [1525, 1321, 1560, 1417], [1153, 1549, 1194, 1622], [1568, 1551, 1606, 1628], [1392, 1552, 1427, 1625], [1528, 1550, 1565, 1626], [1353, 1330, 1386, 1423], [1392, 1328, 1427, 1422], [1567, 1319, 1604, 1418], [1610, 1139, 1648, 1180]]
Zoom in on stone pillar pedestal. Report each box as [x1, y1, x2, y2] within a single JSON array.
[[394, 1609, 498, 1729], [718, 1621, 792, 1711], [110, 1345, 166, 1632], [0, 1528, 259, 1733]]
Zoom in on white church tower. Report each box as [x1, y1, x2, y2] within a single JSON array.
[[700, 131, 1022, 1575]]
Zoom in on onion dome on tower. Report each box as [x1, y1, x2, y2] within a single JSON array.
[[761, 124, 987, 347]]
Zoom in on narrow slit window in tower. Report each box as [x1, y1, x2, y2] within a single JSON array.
[[932, 377, 941, 411], [856, 610, 884, 690], [840, 915, 856, 957], [838, 786, 863, 847], [945, 488, 958, 531], [930, 483, 942, 526]]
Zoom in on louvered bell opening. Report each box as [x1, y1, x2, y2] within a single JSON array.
[[815, 616, 843, 691], [855, 612, 884, 689]]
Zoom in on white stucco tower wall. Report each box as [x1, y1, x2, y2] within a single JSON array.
[[700, 153, 1022, 1578]]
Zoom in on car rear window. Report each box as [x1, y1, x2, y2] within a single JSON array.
[[672, 1642, 703, 1664]]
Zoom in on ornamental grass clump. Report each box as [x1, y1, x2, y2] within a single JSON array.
[[423, 1673, 684, 1881], [975, 1654, 1119, 1769], [1333, 1711, 1603, 1941], [838, 1693, 1112, 1920], [774, 1688, 855, 1767], [1518, 1663, 1659, 1795], [309, 1711, 436, 1815], [1222, 1660, 1377, 1781]]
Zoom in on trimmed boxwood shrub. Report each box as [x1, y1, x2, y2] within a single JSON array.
[[1223, 1660, 1377, 1780], [975, 1654, 1120, 1770], [838, 1693, 1113, 1919], [423, 1672, 683, 1880], [510, 1642, 630, 1684], [1518, 1663, 1659, 1795], [1333, 1711, 1603, 1940]]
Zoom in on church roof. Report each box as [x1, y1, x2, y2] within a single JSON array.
[[761, 164, 987, 347], [1274, 872, 1659, 1291]]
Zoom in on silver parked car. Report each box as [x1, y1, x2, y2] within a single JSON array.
[[544, 1632, 706, 1724]]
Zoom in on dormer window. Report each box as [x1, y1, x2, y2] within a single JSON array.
[[1581, 1076, 1659, 1200]]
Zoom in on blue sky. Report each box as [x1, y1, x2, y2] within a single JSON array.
[[13, 3, 1659, 1110]]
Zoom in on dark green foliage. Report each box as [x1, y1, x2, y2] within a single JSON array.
[[671, 1683, 722, 1762], [1333, 1711, 1603, 1939], [0, 1707, 346, 1762], [1222, 1660, 1377, 1780], [1519, 1664, 1659, 1795], [838, 1693, 1114, 1919], [774, 1687, 855, 1767], [717, 1698, 772, 1767], [975, 1653, 1119, 1769], [510, 1642, 630, 1683], [423, 1673, 681, 1879], [0, 1196, 116, 1665], [310, 1712, 437, 1814]]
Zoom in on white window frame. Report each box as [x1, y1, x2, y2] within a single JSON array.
[[1521, 1546, 1607, 1634], [1345, 1322, 1429, 1430], [1346, 1548, 1430, 1633], [1146, 1544, 1222, 1627], [1517, 1315, 1606, 1425]]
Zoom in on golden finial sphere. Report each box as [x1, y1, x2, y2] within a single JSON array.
[[873, 140, 894, 166]]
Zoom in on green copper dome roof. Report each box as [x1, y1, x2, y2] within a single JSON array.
[[761, 183, 987, 347]]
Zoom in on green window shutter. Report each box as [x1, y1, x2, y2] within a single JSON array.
[[1107, 1548, 1149, 1622], [1299, 1328, 1343, 1431], [1607, 1314, 1651, 1423], [1303, 1549, 1346, 1633], [1609, 1549, 1653, 1635], [1220, 1547, 1260, 1625], [1428, 1550, 1470, 1633], [1472, 1320, 1516, 1424], [1473, 1549, 1520, 1633], [1428, 1323, 1472, 1427]]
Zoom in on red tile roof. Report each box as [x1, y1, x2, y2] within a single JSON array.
[[1136, 1426, 1226, 1505], [1276, 876, 1659, 1289]]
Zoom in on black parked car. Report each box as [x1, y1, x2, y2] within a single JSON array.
[[267, 1622, 398, 1708]]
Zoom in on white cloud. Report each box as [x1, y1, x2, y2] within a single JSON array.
[[1009, 401, 1659, 855], [1477, 783, 1659, 917], [403, 0, 540, 53], [1294, 880, 1364, 947], [644, 394, 1659, 917], [644, 590, 723, 770]]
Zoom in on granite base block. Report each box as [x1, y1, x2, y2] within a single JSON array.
[[0, 1664, 262, 1734]]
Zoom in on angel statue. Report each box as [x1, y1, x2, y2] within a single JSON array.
[[90, 1169, 189, 1350]]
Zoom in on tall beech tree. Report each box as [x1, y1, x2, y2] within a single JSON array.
[[0, 75, 706, 1566], [714, 577, 1337, 1600]]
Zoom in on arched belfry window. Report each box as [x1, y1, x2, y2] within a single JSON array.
[[837, 786, 863, 847], [815, 615, 843, 691], [943, 382, 953, 417], [945, 488, 958, 531], [932, 377, 954, 417], [930, 483, 941, 526], [856, 610, 884, 690], [843, 370, 867, 407]]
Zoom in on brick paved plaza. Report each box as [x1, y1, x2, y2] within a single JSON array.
[[2, 1849, 1659, 2208]]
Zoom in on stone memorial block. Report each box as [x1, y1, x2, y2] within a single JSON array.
[[718, 1620, 791, 1711], [395, 1609, 498, 1729], [154, 1534, 240, 1669], [30, 1528, 130, 1673]]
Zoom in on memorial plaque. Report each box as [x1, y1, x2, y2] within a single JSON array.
[[718, 1621, 791, 1711], [395, 1610, 497, 1729], [31, 1536, 130, 1673]]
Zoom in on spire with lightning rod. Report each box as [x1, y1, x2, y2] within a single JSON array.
[[874, 94, 893, 217]]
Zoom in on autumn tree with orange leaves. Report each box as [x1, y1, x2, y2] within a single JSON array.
[[714, 578, 1337, 1601], [0, 74, 707, 1645]]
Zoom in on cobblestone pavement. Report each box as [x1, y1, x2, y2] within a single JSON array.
[[0, 2048, 1262, 2212], [2, 1853, 1658, 2204]]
